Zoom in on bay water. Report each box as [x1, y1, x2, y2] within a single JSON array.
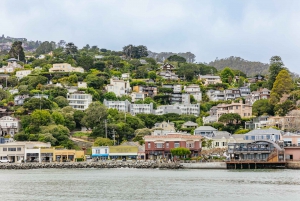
[[0, 168, 299, 201]]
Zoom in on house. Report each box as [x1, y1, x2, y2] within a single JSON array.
[[109, 145, 138, 160], [144, 133, 202, 160], [194, 126, 217, 137], [203, 106, 218, 124], [181, 121, 198, 129], [224, 88, 241, 100], [131, 92, 147, 102], [184, 84, 202, 102], [245, 116, 270, 130], [0, 107, 13, 118], [132, 86, 157, 97], [171, 93, 190, 104], [67, 92, 93, 111], [105, 78, 131, 97], [152, 121, 176, 136], [0, 116, 21, 137], [9, 88, 18, 95], [15, 70, 32, 80], [243, 128, 283, 141], [92, 146, 109, 159], [206, 90, 225, 101], [161, 63, 176, 71], [158, 63, 178, 80], [49, 63, 84, 73], [239, 86, 251, 97], [216, 100, 252, 120], [103, 99, 131, 112], [78, 81, 87, 89], [32, 94, 49, 99], [283, 133, 300, 161], [210, 131, 232, 150], [246, 88, 270, 105], [0, 141, 51, 162], [14, 94, 30, 106], [227, 139, 284, 162], [121, 73, 130, 80], [0, 58, 23, 73], [199, 75, 222, 86], [155, 103, 200, 116], [140, 59, 148, 65], [130, 103, 154, 115]]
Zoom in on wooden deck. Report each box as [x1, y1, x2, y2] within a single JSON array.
[[226, 161, 286, 169]]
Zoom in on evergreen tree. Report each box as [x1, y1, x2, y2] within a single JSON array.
[[268, 56, 284, 89], [8, 41, 25, 61]]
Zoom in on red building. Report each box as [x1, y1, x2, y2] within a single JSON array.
[[144, 133, 202, 160]]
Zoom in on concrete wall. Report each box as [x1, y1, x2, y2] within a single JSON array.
[[286, 161, 300, 169], [181, 162, 226, 169]]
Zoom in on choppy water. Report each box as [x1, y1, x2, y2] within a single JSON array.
[[0, 168, 299, 201]]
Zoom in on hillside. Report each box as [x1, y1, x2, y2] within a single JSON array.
[[208, 56, 269, 76], [147, 51, 196, 63]]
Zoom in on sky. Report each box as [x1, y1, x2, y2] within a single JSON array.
[[1, 0, 300, 74]]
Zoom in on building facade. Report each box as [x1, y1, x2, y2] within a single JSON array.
[[67, 92, 93, 111], [49, 63, 84, 73]]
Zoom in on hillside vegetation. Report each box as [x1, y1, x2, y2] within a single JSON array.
[[208, 56, 269, 76]]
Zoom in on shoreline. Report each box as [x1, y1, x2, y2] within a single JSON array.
[[1, 161, 300, 170]]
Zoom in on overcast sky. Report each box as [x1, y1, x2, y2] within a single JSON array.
[[1, 0, 300, 74]]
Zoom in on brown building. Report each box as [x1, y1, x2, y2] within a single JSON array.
[[216, 100, 252, 120], [144, 133, 202, 160], [132, 85, 158, 97]]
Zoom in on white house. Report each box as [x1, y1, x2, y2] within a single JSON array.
[[130, 103, 153, 115], [16, 70, 32, 80], [14, 94, 30, 106], [105, 78, 131, 97], [78, 81, 87, 89], [131, 92, 146, 102], [0, 58, 23, 73], [67, 92, 93, 111], [155, 103, 200, 116], [92, 146, 109, 159], [49, 63, 84, 73], [184, 84, 202, 102], [103, 99, 131, 112], [0, 116, 21, 137]]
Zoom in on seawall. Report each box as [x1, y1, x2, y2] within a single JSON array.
[[0, 161, 182, 170], [181, 162, 227, 169], [286, 161, 300, 169]]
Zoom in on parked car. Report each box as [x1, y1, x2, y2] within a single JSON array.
[[0, 159, 12, 163]]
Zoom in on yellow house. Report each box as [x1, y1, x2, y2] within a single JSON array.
[[41, 147, 85, 162]]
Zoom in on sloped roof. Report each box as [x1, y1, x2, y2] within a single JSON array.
[[194, 126, 217, 131], [244, 128, 282, 136]]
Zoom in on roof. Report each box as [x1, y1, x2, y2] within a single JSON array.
[[144, 134, 202, 140], [244, 128, 282, 136], [194, 126, 217, 131], [213, 131, 231, 139], [182, 121, 198, 126], [283, 132, 300, 136]]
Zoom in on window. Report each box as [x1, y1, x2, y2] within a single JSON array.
[[148, 142, 151, 149], [17, 147, 21, 151], [166, 142, 169, 148], [105, 149, 107, 154], [215, 142, 219, 147], [156, 143, 163, 148], [222, 142, 226, 146], [8, 148, 16, 151], [3, 148, 7, 151], [174, 142, 180, 148], [236, 106, 238, 109]]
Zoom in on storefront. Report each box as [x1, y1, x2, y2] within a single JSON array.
[[109, 146, 138, 160]]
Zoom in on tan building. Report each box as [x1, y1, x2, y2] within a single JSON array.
[[267, 111, 300, 132], [49, 63, 84, 73], [152, 121, 176, 136], [216, 100, 252, 120], [199, 75, 222, 86]]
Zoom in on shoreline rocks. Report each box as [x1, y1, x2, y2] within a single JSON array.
[[0, 161, 183, 170]]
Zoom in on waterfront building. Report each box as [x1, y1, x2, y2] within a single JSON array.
[[144, 133, 202, 160], [108, 145, 138, 160], [283, 133, 300, 161]]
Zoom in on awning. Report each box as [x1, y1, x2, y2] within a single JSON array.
[[92, 154, 108, 157], [109, 153, 137, 156]]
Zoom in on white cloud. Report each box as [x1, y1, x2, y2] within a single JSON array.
[[1, 0, 300, 74]]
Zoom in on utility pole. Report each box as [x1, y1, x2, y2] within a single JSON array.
[[105, 119, 107, 138], [112, 129, 116, 146]]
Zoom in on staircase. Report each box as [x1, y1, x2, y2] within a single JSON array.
[[267, 149, 278, 162]]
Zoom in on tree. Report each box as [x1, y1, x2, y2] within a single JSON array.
[[167, 55, 186, 63], [51, 111, 65, 125], [103, 92, 118, 101], [269, 69, 294, 105], [77, 54, 94, 71], [148, 71, 157, 80], [23, 98, 53, 110], [170, 147, 191, 159], [8, 41, 25, 61], [53, 96, 69, 108], [86, 74, 105, 89], [252, 99, 274, 116], [123, 45, 148, 59], [268, 56, 284, 89], [36, 41, 55, 54], [81, 102, 107, 129], [220, 67, 235, 84], [274, 100, 296, 116], [65, 42, 78, 56], [94, 137, 114, 146], [30, 110, 52, 131], [218, 113, 241, 124]]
